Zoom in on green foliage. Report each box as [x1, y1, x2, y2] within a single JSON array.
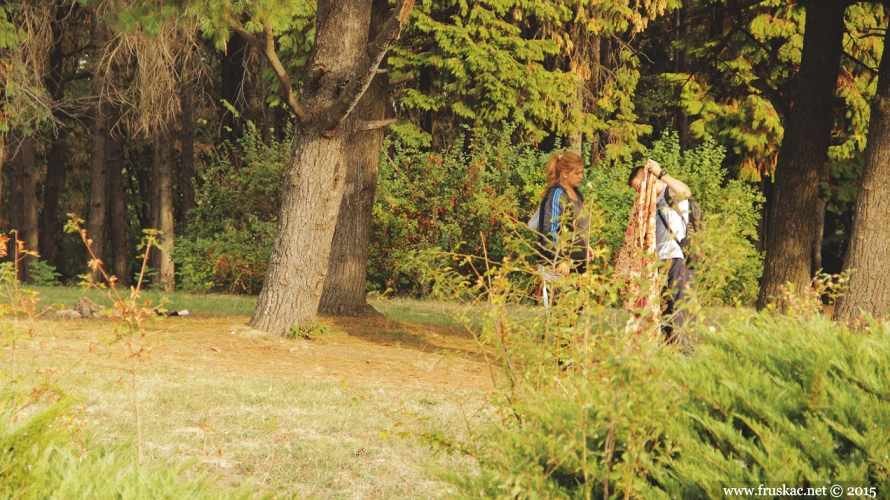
[[185, 0, 316, 111], [371, 127, 546, 294], [0, 6, 26, 50], [660, 314, 890, 497], [389, 0, 675, 149], [378, 131, 763, 304], [0, 386, 256, 500], [175, 124, 289, 294], [287, 321, 329, 340], [26, 260, 62, 287], [412, 237, 888, 498], [646, 133, 765, 305], [390, 0, 576, 146]]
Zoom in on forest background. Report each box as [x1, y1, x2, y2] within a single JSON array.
[[2, 0, 890, 330]]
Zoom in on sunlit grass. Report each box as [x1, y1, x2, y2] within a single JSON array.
[[24, 285, 257, 317], [3, 297, 488, 498]]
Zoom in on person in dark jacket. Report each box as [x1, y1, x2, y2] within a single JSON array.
[[536, 151, 593, 275]]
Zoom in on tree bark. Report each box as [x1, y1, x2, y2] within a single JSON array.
[[152, 130, 175, 291], [40, 1, 69, 268], [88, 10, 108, 280], [567, 79, 583, 153], [221, 32, 247, 143], [107, 105, 129, 287], [811, 194, 826, 275], [249, 0, 414, 335], [674, 0, 690, 151], [834, 26, 890, 323], [756, 0, 847, 310], [318, 0, 389, 317], [7, 132, 39, 282], [180, 81, 197, 228]]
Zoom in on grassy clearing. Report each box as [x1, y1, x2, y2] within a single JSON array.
[[25, 285, 258, 317], [4, 286, 756, 498], [3, 293, 493, 499]]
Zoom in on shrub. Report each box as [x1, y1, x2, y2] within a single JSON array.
[[0, 386, 256, 499], [658, 314, 890, 497], [27, 260, 62, 286], [411, 238, 888, 498], [582, 133, 764, 306], [375, 131, 764, 305], [174, 123, 289, 294], [370, 128, 547, 294]]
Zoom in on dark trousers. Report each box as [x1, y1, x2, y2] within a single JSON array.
[[662, 258, 695, 346]]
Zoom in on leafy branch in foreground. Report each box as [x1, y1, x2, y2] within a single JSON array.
[[64, 214, 161, 464]]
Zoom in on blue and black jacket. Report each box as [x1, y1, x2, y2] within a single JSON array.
[[535, 183, 585, 262]]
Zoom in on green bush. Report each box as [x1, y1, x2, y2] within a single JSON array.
[[371, 128, 547, 294], [27, 260, 62, 286], [659, 313, 890, 497], [0, 386, 255, 499], [582, 133, 764, 306], [420, 253, 889, 498], [174, 123, 289, 294], [376, 131, 764, 304]]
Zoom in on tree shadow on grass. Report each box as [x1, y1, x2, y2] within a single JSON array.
[[323, 314, 489, 361]]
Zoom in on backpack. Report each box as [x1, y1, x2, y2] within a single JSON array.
[[527, 185, 568, 261], [662, 189, 704, 259]]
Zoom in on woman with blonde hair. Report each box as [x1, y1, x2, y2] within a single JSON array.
[[531, 150, 593, 275]]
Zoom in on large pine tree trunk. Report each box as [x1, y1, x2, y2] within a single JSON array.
[[8, 132, 39, 282], [318, 0, 389, 318], [220, 33, 247, 143], [40, 1, 68, 268], [834, 26, 890, 323], [152, 131, 175, 291], [756, 0, 847, 310], [107, 105, 129, 286], [88, 10, 108, 279], [180, 81, 197, 228], [250, 0, 413, 335], [674, 0, 690, 151]]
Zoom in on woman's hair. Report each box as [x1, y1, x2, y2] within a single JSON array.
[[627, 166, 645, 187], [544, 151, 584, 187]]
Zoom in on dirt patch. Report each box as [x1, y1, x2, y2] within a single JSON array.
[[19, 313, 493, 392]]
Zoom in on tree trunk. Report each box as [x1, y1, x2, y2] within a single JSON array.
[[567, 80, 583, 153], [88, 10, 108, 279], [834, 26, 890, 323], [107, 105, 129, 287], [674, 0, 690, 151], [40, 1, 68, 268], [7, 132, 39, 282], [756, 0, 847, 310], [152, 130, 175, 291], [250, 0, 414, 335], [134, 143, 152, 231], [221, 32, 247, 143], [811, 194, 826, 275], [180, 81, 197, 228], [588, 32, 602, 160], [318, 0, 389, 317]]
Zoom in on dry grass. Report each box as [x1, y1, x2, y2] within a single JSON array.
[[3, 305, 494, 499]]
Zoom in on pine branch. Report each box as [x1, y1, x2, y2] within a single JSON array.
[[389, 75, 414, 85], [749, 78, 789, 124], [319, 0, 416, 133], [227, 20, 310, 123], [357, 118, 397, 131]]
